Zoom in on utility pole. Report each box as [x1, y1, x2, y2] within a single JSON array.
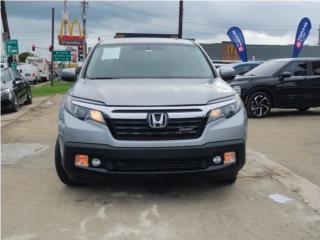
[[178, 0, 183, 39], [1, 0, 12, 65], [50, 8, 55, 87], [81, 0, 88, 58], [63, 0, 68, 36]]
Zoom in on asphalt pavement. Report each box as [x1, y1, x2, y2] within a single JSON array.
[[2, 94, 320, 240]]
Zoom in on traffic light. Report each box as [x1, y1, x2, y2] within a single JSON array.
[[78, 45, 84, 62], [49, 45, 53, 51], [32, 45, 35, 51]]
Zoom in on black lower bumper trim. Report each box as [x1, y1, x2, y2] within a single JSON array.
[[62, 140, 246, 180]]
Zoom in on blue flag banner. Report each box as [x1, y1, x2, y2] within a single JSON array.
[[227, 27, 248, 62], [293, 17, 312, 58]]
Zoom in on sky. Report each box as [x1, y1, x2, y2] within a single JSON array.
[[2, 0, 320, 59]]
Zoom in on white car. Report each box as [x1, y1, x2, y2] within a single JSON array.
[[17, 64, 40, 84]]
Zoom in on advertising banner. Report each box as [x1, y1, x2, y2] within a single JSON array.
[[293, 17, 312, 58], [227, 27, 247, 62]]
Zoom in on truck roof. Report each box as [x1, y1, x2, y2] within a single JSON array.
[[99, 38, 195, 45]]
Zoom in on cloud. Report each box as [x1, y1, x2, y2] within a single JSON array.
[[3, 0, 320, 58], [198, 29, 318, 46]]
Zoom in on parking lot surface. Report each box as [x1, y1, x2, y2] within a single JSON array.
[[2, 95, 320, 240]]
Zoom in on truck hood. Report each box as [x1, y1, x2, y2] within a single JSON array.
[[72, 78, 235, 106]]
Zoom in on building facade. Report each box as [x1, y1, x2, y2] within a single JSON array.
[[200, 41, 320, 61]]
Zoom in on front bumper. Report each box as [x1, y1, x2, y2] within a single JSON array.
[[1, 92, 13, 109], [60, 139, 245, 181]]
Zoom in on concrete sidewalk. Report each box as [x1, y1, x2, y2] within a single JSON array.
[[1, 95, 53, 128], [2, 95, 320, 240]]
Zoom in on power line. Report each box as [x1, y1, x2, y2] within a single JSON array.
[[97, 2, 295, 32]]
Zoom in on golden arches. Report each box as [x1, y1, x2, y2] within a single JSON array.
[[59, 18, 83, 37], [227, 45, 236, 55]]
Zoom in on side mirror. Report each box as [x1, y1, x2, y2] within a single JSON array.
[[220, 66, 236, 82], [280, 72, 292, 80], [61, 68, 77, 82], [75, 66, 82, 77], [13, 77, 22, 84]]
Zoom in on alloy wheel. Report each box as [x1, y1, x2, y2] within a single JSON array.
[[249, 94, 271, 117]]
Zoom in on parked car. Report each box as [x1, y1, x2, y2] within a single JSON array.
[[229, 57, 320, 118], [228, 61, 263, 75], [60, 67, 81, 82], [212, 62, 227, 69], [17, 64, 40, 84], [1, 68, 32, 112], [55, 38, 247, 186]]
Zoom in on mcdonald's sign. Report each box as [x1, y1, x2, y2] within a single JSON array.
[[58, 19, 84, 46], [221, 41, 240, 61]]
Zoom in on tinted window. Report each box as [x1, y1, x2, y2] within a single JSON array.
[[1, 70, 11, 82], [235, 64, 256, 75], [311, 61, 320, 75], [282, 62, 307, 76], [85, 43, 214, 79], [245, 60, 287, 76]]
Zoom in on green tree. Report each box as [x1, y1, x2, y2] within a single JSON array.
[[19, 52, 34, 63]]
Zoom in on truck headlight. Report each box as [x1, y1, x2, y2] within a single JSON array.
[[208, 96, 242, 123], [64, 95, 105, 124]]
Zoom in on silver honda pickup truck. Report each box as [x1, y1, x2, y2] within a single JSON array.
[[55, 38, 247, 186]]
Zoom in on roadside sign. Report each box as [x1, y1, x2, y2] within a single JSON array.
[[6, 39, 19, 55], [52, 51, 71, 61], [10, 62, 17, 69]]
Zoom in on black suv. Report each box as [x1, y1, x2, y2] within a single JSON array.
[[229, 58, 320, 117]]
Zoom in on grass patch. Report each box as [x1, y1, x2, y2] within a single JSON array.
[[31, 81, 74, 97]]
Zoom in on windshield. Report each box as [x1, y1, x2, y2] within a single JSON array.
[[245, 60, 287, 76], [85, 43, 214, 79]]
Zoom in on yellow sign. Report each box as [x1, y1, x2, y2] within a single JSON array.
[[60, 19, 83, 37], [58, 18, 84, 46]]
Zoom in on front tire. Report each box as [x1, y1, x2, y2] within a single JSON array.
[[216, 172, 238, 184], [246, 92, 271, 118], [208, 172, 238, 185], [11, 92, 19, 112], [55, 137, 81, 186], [25, 88, 32, 105]]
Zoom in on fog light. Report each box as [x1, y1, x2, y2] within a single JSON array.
[[91, 158, 102, 167], [224, 152, 236, 164], [75, 154, 89, 167], [212, 156, 222, 165]]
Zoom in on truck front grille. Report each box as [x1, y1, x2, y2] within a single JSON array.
[[106, 117, 207, 140], [107, 157, 209, 172]]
